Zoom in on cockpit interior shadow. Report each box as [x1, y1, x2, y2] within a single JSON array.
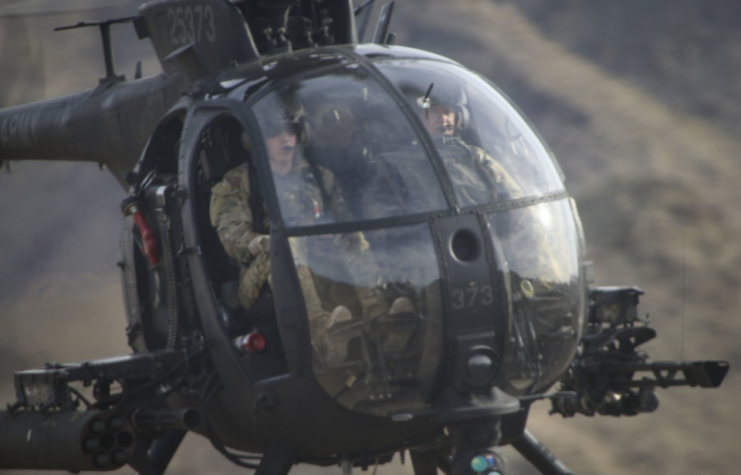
[[195, 116, 280, 353]]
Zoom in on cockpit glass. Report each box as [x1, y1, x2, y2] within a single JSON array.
[[374, 60, 565, 206], [251, 64, 449, 227], [487, 198, 583, 394], [288, 223, 444, 416], [241, 53, 583, 410]]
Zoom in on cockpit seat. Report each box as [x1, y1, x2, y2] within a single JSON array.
[[220, 280, 275, 332]]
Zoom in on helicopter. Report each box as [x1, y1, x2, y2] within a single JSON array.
[[0, 1, 730, 474]]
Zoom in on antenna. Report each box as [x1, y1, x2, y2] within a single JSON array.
[[681, 229, 686, 361], [55, 16, 137, 84], [371, 1, 395, 45]]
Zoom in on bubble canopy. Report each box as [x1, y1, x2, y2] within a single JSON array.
[[243, 48, 585, 416]]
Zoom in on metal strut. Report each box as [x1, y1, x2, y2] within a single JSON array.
[[511, 430, 575, 475], [54, 15, 136, 82], [148, 429, 188, 475], [254, 445, 298, 475], [410, 450, 439, 475]]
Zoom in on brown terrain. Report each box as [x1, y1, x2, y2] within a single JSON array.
[[1, 0, 739, 474]]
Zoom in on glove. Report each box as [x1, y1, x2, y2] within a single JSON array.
[[248, 234, 270, 256]]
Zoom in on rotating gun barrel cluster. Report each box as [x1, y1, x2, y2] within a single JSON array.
[[0, 349, 204, 472]]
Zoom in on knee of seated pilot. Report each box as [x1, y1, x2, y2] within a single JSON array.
[[390, 296, 414, 315]]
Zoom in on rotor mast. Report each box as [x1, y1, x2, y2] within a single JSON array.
[[54, 16, 137, 84]]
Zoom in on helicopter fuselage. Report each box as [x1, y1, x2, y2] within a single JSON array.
[[117, 42, 585, 462], [0, 2, 727, 474]]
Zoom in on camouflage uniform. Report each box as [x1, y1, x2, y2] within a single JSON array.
[[363, 138, 522, 218], [210, 157, 388, 327], [433, 136, 523, 206], [435, 138, 565, 282], [366, 136, 562, 284], [208, 171, 250, 258]]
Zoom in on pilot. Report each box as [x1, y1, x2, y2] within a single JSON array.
[[421, 86, 572, 310], [210, 109, 404, 366], [416, 84, 523, 207]]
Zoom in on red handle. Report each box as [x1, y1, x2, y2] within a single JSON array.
[[132, 210, 159, 266]]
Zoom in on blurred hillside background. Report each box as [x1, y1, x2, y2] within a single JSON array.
[[1, 0, 739, 474]]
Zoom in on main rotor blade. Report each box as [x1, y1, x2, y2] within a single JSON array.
[[0, 0, 139, 19]]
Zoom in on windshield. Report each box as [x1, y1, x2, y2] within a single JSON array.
[[289, 224, 444, 416], [375, 59, 565, 205], [251, 63, 449, 227], [242, 52, 582, 415], [490, 198, 583, 394]]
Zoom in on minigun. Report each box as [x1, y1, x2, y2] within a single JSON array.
[[550, 286, 729, 418]]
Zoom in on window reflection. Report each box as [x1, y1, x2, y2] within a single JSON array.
[[488, 199, 583, 394], [251, 65, 448, 226], [376, 59, 564, 206], [288, 224, 443, 416]]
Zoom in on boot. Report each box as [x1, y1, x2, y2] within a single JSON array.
[[324, 305, 353, 366], [389, 296, 414, 315]]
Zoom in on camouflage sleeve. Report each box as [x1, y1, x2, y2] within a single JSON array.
[[209, 165, 263, 264], [473, 148, 524, 201]]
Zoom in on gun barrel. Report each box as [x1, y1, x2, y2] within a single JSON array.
[[133, 408, 201, 433], [601, 360, 729, 388], [0, 409, 136, 471]]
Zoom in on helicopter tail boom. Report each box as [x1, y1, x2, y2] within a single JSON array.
[[0, 74, 180, 187]]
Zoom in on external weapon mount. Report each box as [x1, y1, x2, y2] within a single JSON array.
[[2, 349, 205, 472], [550, 286, 728, 418]]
